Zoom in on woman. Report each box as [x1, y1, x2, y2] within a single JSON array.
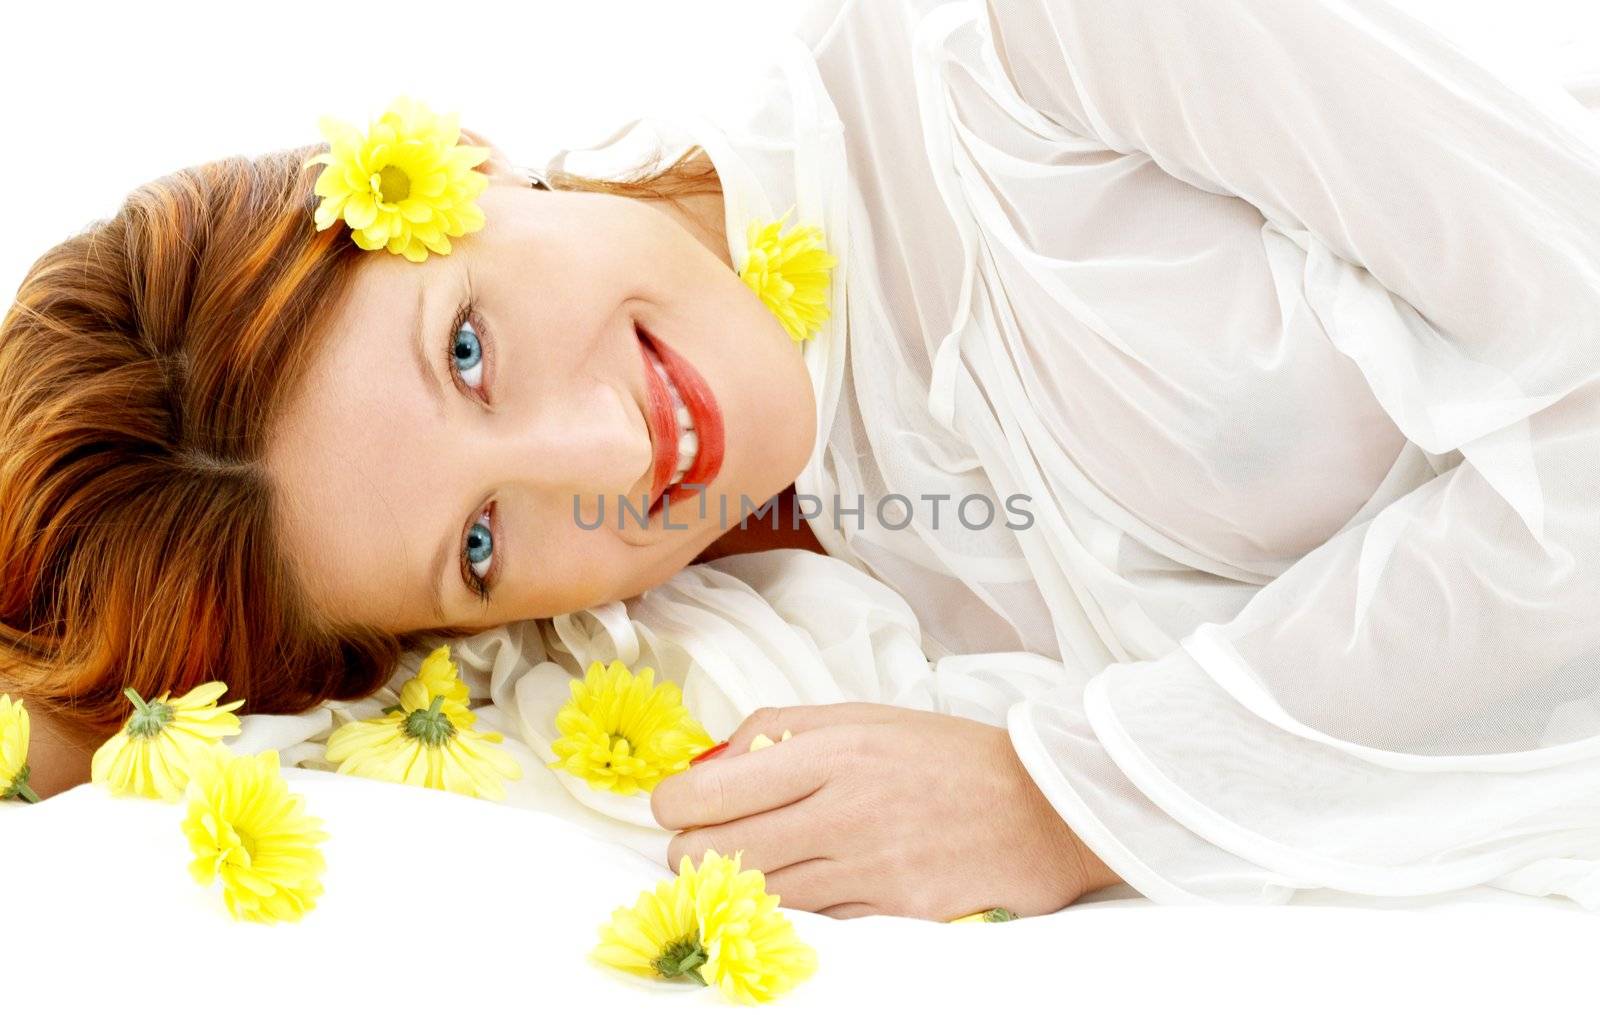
[[5, 0, 1600, 918]]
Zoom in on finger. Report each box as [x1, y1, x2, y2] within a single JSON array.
[[819, 902, 876, 920], [761, 858, 852, 914], [725, 703, 905, 755], [665, 798, 828, 876], [652, 724, 847, 829]]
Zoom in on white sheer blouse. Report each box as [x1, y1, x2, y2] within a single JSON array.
[[790, 0, 1600, 907], [240, 0, 1600, 909]]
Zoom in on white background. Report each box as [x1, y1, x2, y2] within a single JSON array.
[[0, 0, 809, 296], [4, 2, 1600, 1010], [3, 0, 1598, 297]]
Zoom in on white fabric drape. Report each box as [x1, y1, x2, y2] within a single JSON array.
[[238, 0, 1600, 910], [796, 0, 1600, 908], [959, 0, 1600, 907]]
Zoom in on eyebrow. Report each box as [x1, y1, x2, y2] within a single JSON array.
[[409, 284, 451, 626]]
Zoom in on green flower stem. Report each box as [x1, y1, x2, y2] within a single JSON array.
[[5, 764, 40, 803], [122, 686, 174, 738], [402, 695, 456, 746], [654, 935, 709, 985]]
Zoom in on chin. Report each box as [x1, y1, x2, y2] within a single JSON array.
[[626, 543, 708, 600]]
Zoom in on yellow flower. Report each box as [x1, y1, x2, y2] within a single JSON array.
[[738, 205, 837, 343], [91, 682, 244, 801], [405, 644, 476, 727], [950, 907, 1019, 924], [181, 747, 328, 924], [595, 850, 816, 1004], [695, 851, 818, 1004], [324, 654, 521, 800], [548, 660, 714, 795], [302, 95, 490, 263], [1, 695, 40, 803], [747, 729, 792, 752], [593, 853, 707, 984]]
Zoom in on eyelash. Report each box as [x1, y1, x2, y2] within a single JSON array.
[[447, 299, 498, 603]]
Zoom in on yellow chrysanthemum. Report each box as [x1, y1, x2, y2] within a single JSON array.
[[324, 655, 521, 800], [403, 644, 476, 727], [548, 660, 714, 795], [302, 95, 490, 263], [950, 907, 1019, 924], [181, 747, 328, 924], [593, 853, 707, 984], [738, 205, 837, 343], [593, 850, 816, 1004], [747, 729, 792, 752], [90, 682, 244, 801], [1, 695, 39, 803], [695, 851, 818, 1004]]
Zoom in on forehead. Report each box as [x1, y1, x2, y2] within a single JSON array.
[[264, 255, 442, 627]]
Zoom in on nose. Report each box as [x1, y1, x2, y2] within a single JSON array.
[[492, 377, 652, 501]]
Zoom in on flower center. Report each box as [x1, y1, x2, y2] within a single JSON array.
[[608, 734, 632, 757], [376, 164, 411, 204], [402, 695, 456, 746], [653, 934, 708, 984], [122, 687, 174, 739], [216, 820, 256, 868]]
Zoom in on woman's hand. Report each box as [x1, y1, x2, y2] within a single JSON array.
[[650, 702, 1123, 920]]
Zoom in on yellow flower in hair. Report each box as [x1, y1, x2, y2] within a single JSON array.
[[1, 695, 40, 803], [738, 205, 837, 342], [548, 659, 714, 795], [91, 682, 244, 801], [324, 647, 521, 800], [181, 747, 328, 924], [302, 95, 491, 263]]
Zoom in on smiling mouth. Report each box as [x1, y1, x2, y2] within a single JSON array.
[[637, 324, 725, 514]]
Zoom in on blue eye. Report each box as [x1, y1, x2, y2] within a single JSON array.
[[451, 315, 485, 389], [464, 508, 494, 597]]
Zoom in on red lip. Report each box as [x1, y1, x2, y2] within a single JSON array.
[[636, 325, 725, 513], [639, 335, 679, 507]]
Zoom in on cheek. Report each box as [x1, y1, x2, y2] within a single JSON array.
[[744, 347, 818, 487], [510, 528, 683, 616], [714, 310, 818, 491]]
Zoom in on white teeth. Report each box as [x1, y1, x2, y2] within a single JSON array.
[[667, 431, 698, 488], [646, 341, 699, 495], [676, 431, 699, 474], [651, 357, 696, 436]]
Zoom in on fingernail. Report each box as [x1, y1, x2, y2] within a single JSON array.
[[690, 740, 729, 765]]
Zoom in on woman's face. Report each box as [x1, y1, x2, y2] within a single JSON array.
[[266, 130, 817, 633]]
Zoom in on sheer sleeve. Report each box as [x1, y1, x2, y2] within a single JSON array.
[[985, 0, 1600, 906]]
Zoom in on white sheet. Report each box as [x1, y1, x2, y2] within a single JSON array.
[[6, 770, 1598, 1011]]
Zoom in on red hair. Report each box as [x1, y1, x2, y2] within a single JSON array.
[[0, 138, 718, 734]]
